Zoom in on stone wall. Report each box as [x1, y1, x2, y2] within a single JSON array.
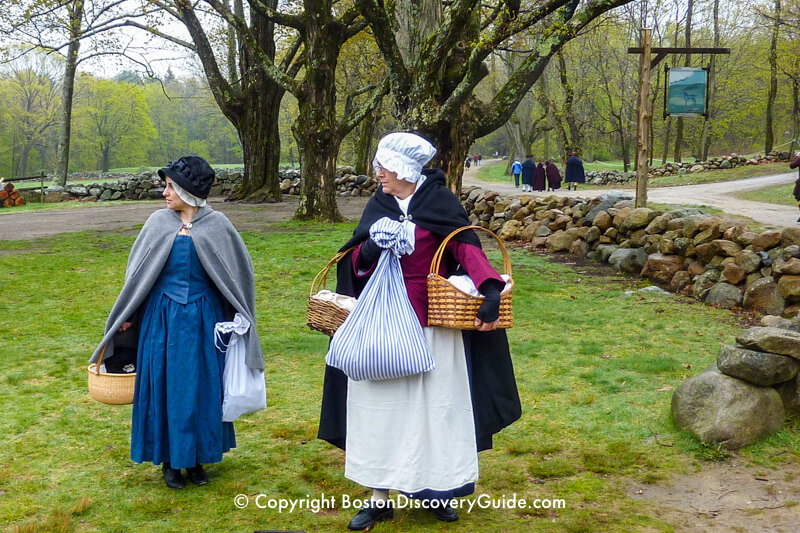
[[43, 166, 378, 202], [462, 188, 800, 319], [586, 150, 791, 186]]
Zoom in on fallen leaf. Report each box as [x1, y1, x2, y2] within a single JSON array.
[[682, 363, 692, 369], [657, 385, 674, 392]]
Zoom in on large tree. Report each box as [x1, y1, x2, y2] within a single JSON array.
[[356, 0, 632, 191], [137, 0, 386, 221]]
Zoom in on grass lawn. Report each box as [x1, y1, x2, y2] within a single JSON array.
[[2, 212, 800, 532], [736, 183, 797, 207], [0, 199, 145, 215]]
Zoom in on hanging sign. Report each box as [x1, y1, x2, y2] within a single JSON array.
[[665, 67, 708, 117]]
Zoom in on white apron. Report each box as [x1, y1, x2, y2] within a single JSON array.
[[344, 326, 479, 492]]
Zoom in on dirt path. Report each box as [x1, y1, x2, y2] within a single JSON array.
[[464, 159, 798, 228], [0, 196, 370, 241]]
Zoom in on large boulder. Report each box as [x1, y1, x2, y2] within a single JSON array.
[[709, 239, 742, 257], [753, 231, 783, 252], [736, 327, 800, 359], [671, 365, 784, 449], [705, 282, 743, 308], [641, 253, 684, 284], [498, 220, 522, 240], [743, 277, 785, 316], [620, 207, 658, 232], [717, 344, 800, 386], [608, 247, 649, 273], [585, 192, 634, 224], [722, 263, 746, 285], [782, 227, 800, 247], [735, 250, 762, 273], [545, 228, 581, 252]]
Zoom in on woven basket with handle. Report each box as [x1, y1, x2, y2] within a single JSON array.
[[427, 225, 513, 330], [87, 344, 136, 405], [307, 248, 355, 336]]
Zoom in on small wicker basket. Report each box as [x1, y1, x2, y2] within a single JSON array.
[[427, 225, 514, 330], [307, 248, 355, 336], [87, 345, 136, 405]]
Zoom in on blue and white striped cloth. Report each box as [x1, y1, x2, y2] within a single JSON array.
[[326, 218, 434, 381]]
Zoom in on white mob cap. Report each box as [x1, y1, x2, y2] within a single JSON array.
[[373, 132, 436, 183]]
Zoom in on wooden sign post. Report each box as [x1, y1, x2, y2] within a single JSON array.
[[628, 38, 729, 208]]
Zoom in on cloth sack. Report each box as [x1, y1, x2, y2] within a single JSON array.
[[326, 217, 434, 381], [215, 313, 266, 422]]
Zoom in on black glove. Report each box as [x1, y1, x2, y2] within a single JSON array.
[[357, 238, 382, 270], [476, 280, 503, 323]]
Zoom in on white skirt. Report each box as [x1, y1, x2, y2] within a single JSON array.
[[344, 326, 479, 493]]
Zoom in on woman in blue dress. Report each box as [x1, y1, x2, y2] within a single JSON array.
[[92, 155, 263, 490]]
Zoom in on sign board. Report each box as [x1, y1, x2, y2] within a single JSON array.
[[665, 67, 708, 117]]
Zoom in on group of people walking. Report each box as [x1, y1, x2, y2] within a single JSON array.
[[510, 151, 585, 192], [91, 133, 521, 530]]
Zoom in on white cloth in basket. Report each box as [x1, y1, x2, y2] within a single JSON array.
[[446, 274, 512, 297], [310, 289, 357, 312]]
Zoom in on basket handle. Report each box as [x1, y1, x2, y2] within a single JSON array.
[[310, 247, 356, 298], [94, 344, 108, 375], [429, 225, 512, 278]]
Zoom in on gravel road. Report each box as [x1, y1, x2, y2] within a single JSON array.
[[463, 159, 798, 228]]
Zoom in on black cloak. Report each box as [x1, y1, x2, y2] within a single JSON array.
[[317, 169, 522, 452]]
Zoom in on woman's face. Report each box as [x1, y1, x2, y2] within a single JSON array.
[[162, 177, 190, 212], [376, 164, 415, 199]]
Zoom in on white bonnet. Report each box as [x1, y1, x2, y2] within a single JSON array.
[[373, 132, 436, 183]]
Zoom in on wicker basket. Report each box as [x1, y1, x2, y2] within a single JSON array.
[[87, 345, 136, 405], [427, 225, 513, 330], [307, 248, 355, 336]]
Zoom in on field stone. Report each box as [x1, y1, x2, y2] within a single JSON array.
[[608, 247, 648, 273], [596, 244, 619, 263], [545, 228, 580, 252], [736, 327, 800, 359], [782, 227, 800, 247], [717, 344, 800, 386], [671, 364, 784, 449], [592, 210, 613, 230], [743, 277, 785, 316], [705, 282, 742, 309], [620, 207, 658, 232], [709, 239, 742, 257], [641, 253, 684, 284], [778, 274, 800, 300], [692, 268, 720, 300], [584, 192, 633, 224], [735, 250, 762, 273], [753, 231, 783, 252], [498, 220, 521, 240], [670, 271, 692, 292], [774, 257, 800, 275], [774, 376, 800, 414], [722, 263, 746, 285], [535, 225, 553, 238], [585, 225, 601, 243]]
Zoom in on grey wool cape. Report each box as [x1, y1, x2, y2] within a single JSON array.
[[90, 206, 264, 371]]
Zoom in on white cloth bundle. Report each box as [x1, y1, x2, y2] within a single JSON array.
[[215, 313, 266, 422]]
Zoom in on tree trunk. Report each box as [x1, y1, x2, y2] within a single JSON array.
[[699, 0, 719, 161], [234, 92, 283, 201], [765, 0, 780, 154], [662, 116, 672, 164], [355, 109, 378, 176], [673, 0, 693, 163], [294, 5, 344, 222], [557, 50, 582, 153], [54, 1, 84, 187], [101, 145, 110, 172], [791, 79, 800, 156], [19, 145, 31, 178]]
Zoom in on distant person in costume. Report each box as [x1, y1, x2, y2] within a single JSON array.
[[532, 161, 546, 191], [520, 154, 535, 192], [317, 132, 521, 530], [565, 150, 586, 191], [545, 160, 562, 191], [91, 155, 263, 490]]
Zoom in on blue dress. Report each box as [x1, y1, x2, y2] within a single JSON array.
[[131, 235, 235, 469]]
